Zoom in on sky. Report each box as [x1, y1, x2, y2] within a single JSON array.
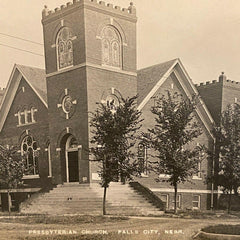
[[1, 0, 240, 88]]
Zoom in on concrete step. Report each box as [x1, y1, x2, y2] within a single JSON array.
[[20, 182, 162, 215]]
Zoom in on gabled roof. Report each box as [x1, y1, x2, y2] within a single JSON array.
[[0, 90, 5, 105], [137, 59, 178, 104], [137, 58, 215, 139], [0, 64, 47, 132], [16, 65, 47, 104]]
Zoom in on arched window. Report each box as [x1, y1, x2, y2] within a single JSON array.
[[56, 27, 73, 70], [47, 143, 52, 177], [101, 26, 122, 68], [21, 135, 39, 175], [30, 107, 36, 123], [137, 143, 146, 173]]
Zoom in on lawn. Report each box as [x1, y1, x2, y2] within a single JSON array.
[[0, 214, 239, 240], [202, 224, 240, 235]]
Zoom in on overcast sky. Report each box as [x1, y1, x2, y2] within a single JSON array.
[[1, 0, 240, 88]]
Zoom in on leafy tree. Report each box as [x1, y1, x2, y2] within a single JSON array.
[[214, 103, 240, 213], [145, 91, 205, 213], [90, 95, 143, 215], [0, 145, 25, 214]]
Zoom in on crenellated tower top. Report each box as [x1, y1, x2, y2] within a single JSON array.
[[195, 72, 240, 88], [42, 0, 136, 21]]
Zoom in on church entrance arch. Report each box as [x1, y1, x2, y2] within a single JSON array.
[[60, 134, 80, 182]]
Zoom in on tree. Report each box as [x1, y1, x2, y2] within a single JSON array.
[[0, 145, 25, 214], [146, 91, 205, 214], [90, 95, 143, 215], [214, 103, 240, 213]]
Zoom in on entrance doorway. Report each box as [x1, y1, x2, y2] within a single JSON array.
[[65, 135, 79, 183], [68, 151, 79, 182]]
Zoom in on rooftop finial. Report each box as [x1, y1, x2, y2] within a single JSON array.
[[219, 72, 226, 82], [128, 2, 136, 14]]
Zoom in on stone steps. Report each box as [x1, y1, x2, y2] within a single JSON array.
[[20, 182, 164, 216]]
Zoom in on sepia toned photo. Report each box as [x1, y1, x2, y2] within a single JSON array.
[[0, 1, 240, 239]]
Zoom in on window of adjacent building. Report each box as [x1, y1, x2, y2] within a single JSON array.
[[193, 161, 202, 179], [172, 194, 181, 209], [192, 195, 201, 209], [15, 107, 37, 126], [160, 194, 169, 209], [56, 27, 73, 70], [21, 135, 39, 175], [101, 26, 122, 68]]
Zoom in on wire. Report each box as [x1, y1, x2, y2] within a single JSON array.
[[0, 43, 44, 57], [0, 32, 43, 46]]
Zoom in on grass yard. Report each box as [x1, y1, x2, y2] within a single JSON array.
[[202, 224, 240, 235], [0, 214, 239, 240]]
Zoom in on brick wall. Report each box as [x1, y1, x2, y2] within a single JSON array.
[[42, 6, 85, 74], [135, 73, 212, 209], [42, 0, 137, 184], [46, 67, 89, 184], [84, 5, 137, 72], [0, 78, 49, 187], [197, 78, 240, 125]]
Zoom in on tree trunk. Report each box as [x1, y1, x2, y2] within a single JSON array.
[[103, 186, 107, 215], [227, 190, 232, 214], [174, 183, 177, 214], [7, 190, 11, 216]]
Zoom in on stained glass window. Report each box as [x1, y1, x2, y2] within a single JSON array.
[[101, 26, 121, 68], [57, 27, 73, 69], [21, 135, 39, 175]]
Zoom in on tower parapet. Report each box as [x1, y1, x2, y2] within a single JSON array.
[[42, 0, 136, 21], [195, 72, 240, 88]]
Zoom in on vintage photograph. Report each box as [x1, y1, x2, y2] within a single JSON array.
[[0, 0, 240, 239]]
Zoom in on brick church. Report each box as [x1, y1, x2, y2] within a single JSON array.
[[0, 0, 239, 212]]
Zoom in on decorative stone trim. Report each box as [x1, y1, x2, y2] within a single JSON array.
[[46, 62, 137, 78]]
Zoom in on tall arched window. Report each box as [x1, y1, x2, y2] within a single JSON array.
[[21, 135, 39, 175], [47, 143, 52, 177], [56, 27, 73, 70], [101, 26, 122, 68]]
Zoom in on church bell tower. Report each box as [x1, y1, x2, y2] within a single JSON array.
[[41, 0, 137, 184]]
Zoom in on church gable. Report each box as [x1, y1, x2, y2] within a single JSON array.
[[137, 59, 178, 106], [1, 77, 48, 136], [137, 59, 214, 139], [0, 65, 47, 134]]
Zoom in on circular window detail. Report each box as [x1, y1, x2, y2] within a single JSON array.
[[57, 89, 77, 119], [62, 95, 73, 114], [101, 88, 122, 114], [106, 94, 120, 111]]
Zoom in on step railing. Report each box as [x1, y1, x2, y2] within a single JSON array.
[[129, 182, 166, 211]]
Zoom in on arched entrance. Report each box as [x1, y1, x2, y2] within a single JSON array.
[[65, 135, 79, 182], [61, 134, 80, 183]]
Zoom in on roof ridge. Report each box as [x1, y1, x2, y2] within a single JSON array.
[[137, 58, 178, 72], [16, 64, 45, 72]]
